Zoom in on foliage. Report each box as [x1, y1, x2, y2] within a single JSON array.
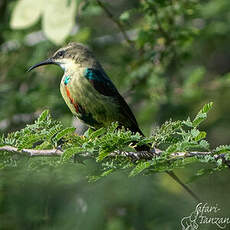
[[1, 0, 230, 229], [1, 103, 229, 181]]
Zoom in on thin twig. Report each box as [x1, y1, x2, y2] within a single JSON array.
[[96, 0, 134, 47], [151, 5, 172, 45], [167, 171, 201, 202]]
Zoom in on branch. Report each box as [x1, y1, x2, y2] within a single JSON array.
[[116, 149, 230, 168], [0, 145, 62, 157], [117, 149, 212, 160], [0, 145, 229, 168], [0, 145, 217, 159], [96, 0, 134, 47], [1, 144, 229, 202]]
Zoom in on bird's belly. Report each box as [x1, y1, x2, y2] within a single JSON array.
[[60, 76, 119, 128]]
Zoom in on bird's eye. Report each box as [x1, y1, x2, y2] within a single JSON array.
[[57, 50, 65, 58]]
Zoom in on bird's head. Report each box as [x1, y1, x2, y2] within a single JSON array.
[[28, 42, 97, 72]]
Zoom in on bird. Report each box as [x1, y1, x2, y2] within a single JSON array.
[[28, 42, 200, 201], [28, 42, 149, 150]]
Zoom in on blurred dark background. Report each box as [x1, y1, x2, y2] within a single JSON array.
[[0, 0, 230, 229]]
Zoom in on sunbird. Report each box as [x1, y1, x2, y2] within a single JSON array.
[[28, 42, 200, 201], [28, 42, 149, 150]]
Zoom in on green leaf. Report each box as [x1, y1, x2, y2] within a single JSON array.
[[192, 102, 213, 127], [225, 153, 230, 161], [166, 144, 177, 154], [215, 145, 230, 154], [200, 140, 209, 149], [87, 175, 100, 183], [54, 127, 76, 142], [191, 128, 200, 138], [107, 122, 119, 133], [200, 102, 213, 114], [216, 159, 222, 166], [183, 117, 193, 127], [62, 147, 82, 161], [192, 113, 207, 127], [100, 169, 114, 178], [89, 127, 106, 139], [129, 161, 151, 177], [195, 131, 206, 141], [37, 110, 50, 123], [96, 149, 110, 161], [83, 128, 94, 138]]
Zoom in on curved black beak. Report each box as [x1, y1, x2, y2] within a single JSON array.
[[27, 58, 55, 72]]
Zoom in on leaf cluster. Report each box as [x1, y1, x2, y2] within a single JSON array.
[[0, 103, 229, 181]]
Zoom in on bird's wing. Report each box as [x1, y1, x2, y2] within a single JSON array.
[[84, 68, 118, 97], [84, 68, 143, 134]]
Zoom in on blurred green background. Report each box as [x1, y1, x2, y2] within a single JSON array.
[[0, 0, 230, 229]]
